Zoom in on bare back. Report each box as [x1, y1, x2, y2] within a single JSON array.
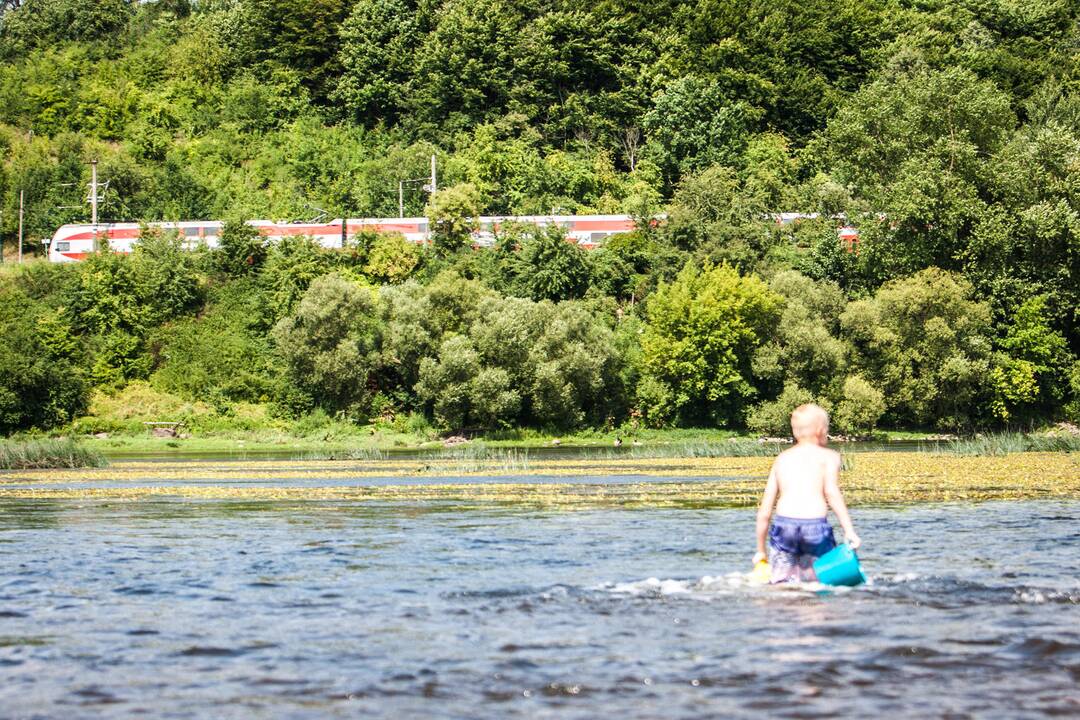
[[772, 443, 842, 518]]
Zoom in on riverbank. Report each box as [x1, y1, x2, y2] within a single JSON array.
[[2, 452, 1076, 507], [51, 425, 1078, 461]]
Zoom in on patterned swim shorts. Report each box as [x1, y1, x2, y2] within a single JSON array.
[[767, 515, 836, 583]]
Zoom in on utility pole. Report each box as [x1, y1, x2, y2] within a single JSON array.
[[90, 160, 99, 226], [17, 189, 24, 263], [398, 177, 429, 218], [429, 154, 437, 198]]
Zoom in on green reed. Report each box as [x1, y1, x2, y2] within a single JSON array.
[[0, 439, 107, 470], [930, 432, 1080, 456]]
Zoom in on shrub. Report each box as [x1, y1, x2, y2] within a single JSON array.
[[415, 335, 520, 430], [215, 219, 267, 276], [0, 287, 88, 433], [746, 384, 816, 437], [639, 263, 782, 426], [834, 375, 885, 435], [509, 224, 592, 301], [272, 273, 381, 418], [261, 235, 334, 320], [150, 278, 278, 403], [426, 183, 480, 256], [363, 232, 422, 284]]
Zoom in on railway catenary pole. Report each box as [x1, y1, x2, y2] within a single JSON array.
[[399, 181, 404, 219], [430, 154, 437, 198]]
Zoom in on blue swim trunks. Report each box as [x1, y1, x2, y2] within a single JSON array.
[[767, 515, 836, 583]]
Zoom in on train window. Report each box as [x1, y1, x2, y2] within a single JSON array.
[[591, 232, 607, 241], [183, 227, 201, 237], [56, 241, 70, 251]]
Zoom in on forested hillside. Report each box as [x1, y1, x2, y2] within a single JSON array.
[[0, 0, 1077, 436]]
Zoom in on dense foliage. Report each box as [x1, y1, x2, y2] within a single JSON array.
[[0, 0, 1077, 434]]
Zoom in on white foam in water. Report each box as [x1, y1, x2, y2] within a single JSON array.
[[603, 571, 867, 598], [605, 572, 772, 598]]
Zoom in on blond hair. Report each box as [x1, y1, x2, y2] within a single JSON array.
[[791, 403, 829, 441]]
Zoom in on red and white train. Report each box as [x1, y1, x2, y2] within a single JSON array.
[[47, 215, 639, 262], [47, 213, 859, 262]]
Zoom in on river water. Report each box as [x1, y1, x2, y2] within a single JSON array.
[[0, 497, 1077, 718]]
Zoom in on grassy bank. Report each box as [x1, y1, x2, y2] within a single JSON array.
[[71, 427, 1080, 460], [0, 439, 106, 470]]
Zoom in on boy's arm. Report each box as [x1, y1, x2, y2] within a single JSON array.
[[823, 453, 861, 549], [754, 465, 779, 563]]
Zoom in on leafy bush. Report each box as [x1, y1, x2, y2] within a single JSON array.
[[507, 224, 592, 301], [363, 232, 422, 284], [415, 335, 520, 430], [639, 263, 782, 426], [427, 183, 480, 256], [272, 273, 381, 418], [833, 375, 886, 435], [215, 219, 267, 276], [746, 384, 817, 437], [261, 235, 334, 320], [841, 268, 994, 430], [150, 278, 278, 404], [0, 286, 88, 433]]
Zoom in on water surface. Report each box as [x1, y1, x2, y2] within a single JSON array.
[[1, 498, 1077, 718]]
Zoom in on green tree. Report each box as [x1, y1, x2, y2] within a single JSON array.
[[524, 300, 625, 428], [415, 334, 519, 430], [822, 57, 1016, 275], [751, 270, 849, 400], [639, 263, 782, 426], [272, 273, 381, 417], [215, 219, 267, 276], [0, 285, 88, 432], [841, 268, 995, 430], [990, 295, 1074, 422], [833, 375, 885, 435], [509, 224, 591, 302], [261, 235, 333, 320], [642, 76, 758, 186], [363, 232, 421, 284], [426, 183, 480, 256], [0, 0, 133, 57], [333, 0, 421, 126]]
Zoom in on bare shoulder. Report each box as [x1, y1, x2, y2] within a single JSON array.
[[773, 446, 801, 466], [798, 444, 841, 466], [820, 446, 842, 468]]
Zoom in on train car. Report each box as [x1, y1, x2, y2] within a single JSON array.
[[47, 215, 640, 262]]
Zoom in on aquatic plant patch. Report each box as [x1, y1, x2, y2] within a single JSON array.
[[0, 453, 1075, 508]]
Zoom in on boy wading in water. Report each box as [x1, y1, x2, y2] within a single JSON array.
[[753, 404, 861, 583]]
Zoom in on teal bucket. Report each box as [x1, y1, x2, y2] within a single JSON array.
[[813, 544, 867, 586]]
